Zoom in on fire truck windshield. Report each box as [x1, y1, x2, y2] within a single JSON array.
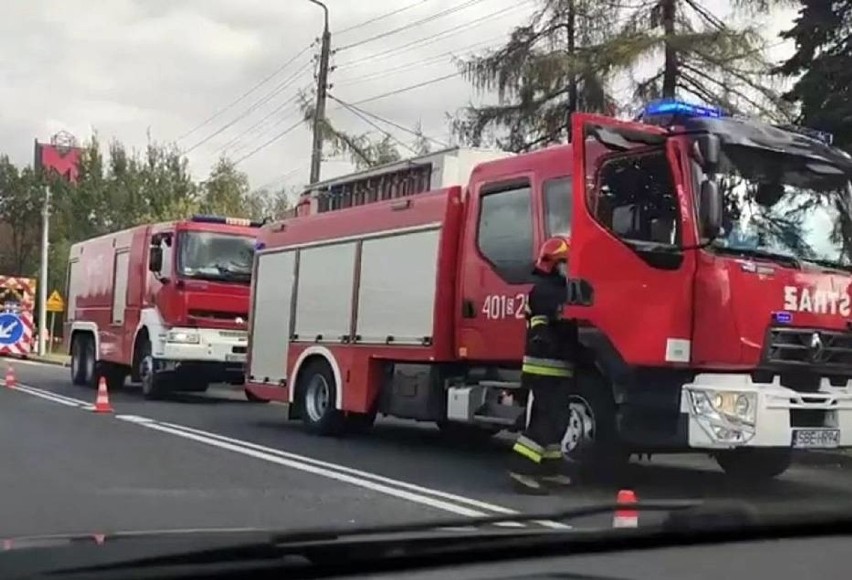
[[700, 144, 852, 271], [177, 231, 255, 283]]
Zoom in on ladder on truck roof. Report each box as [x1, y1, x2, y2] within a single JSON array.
[[289, 147, 514, 217]]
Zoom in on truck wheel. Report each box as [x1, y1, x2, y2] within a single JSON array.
[[715, 449, 792, 482], [298, 360, 345, 436], [138, 340, 170, 400], [561, 371, 627, 478], [70, 334, 91, 386], [437, 421, 500, 443]]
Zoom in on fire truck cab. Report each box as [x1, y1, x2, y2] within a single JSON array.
[[246, 101, 852, 481], [65, 215, 261, 399]]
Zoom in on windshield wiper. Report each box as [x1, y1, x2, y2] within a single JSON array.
[[48, 501, 704, 576], [711, 245, 802, 269]]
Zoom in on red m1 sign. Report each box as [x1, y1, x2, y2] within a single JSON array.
[[34, 131, 82, 184]]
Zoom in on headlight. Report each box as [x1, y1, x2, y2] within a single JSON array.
[[689, 389, 756, 425], [687, 388, 758, 445], [167, 330, 201, 344]]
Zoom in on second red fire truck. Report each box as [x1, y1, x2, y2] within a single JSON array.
[[64, 215, 262, 399], [245, 100, 852, 481]]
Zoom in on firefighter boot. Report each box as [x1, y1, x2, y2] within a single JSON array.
[[539, 445, 574, 489]]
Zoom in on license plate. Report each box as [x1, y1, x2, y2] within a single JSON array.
[[792, 428, 840, 449], [225, 353, 246, 363]]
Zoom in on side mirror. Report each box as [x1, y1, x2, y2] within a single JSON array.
[[696, 134, 720, 172], [699, 180, 723, 240], [148, 246, 163, 273]]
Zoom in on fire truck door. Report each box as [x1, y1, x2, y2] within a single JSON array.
[[457, 177, 543, 362], [568, 113, 696, 366]]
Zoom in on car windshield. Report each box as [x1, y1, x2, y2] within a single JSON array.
[[178, 231, 255, 283], [705, 144, 852, 270]]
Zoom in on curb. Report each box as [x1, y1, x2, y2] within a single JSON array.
[[20, 356, 70, 368]]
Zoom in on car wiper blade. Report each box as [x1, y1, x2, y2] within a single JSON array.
[[269, 499, 702, 544], [712, 245, 802, 269]]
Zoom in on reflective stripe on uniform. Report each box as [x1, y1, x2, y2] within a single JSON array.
[[521, 355, 574, 378], [522, 364, 573, 377], [522, 356, 573, 369], [528, 315, 548, 328], [512, 435, 544, 463]]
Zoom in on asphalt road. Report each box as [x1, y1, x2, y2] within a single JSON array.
[[3, 358, 852, 539]]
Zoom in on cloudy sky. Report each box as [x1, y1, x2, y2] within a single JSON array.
[[0, 0, 799, 197]]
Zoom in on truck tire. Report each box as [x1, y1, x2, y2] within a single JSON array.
[[138, 339, 171, 400], [562, 370, 628, 479], [298, 359, 345, 436], [70, 334, 92, 386], [715, 448, 792, 482]]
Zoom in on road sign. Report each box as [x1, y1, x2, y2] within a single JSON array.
[[0, 313, 24, 345], [46, 290, 64, 313]]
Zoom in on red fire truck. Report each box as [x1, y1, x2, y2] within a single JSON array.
[[64, 215, 261, 399], [245, 101, 852, 481]]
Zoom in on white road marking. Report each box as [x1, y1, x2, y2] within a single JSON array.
[[7, 383, 571, 530], [11, 385, 83, 408]]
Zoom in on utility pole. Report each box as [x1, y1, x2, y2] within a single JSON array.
[[308, 0, 331, 185], [37, 184, 50, 356]]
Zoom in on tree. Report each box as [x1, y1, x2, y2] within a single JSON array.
[[776, 0, 852, 151], [453, 0, 621, 151], [297, 91, 439, 171], [0, 157, 43, 275], [199, 156, 252, 216], [611, 0, 794, 118]]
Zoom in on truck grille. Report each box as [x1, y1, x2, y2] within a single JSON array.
[[765, 327, 852, 372]]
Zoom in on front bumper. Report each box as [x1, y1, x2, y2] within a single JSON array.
[[153, 327, 247, 362], [680, 373, 852, 449]]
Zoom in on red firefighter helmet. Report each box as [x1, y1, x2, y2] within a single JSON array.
[[534, 236, 570, 274]]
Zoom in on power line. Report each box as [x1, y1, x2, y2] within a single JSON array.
[[176, 42, 314, 143], [183, 59, 313, 155], [335, 0, 533, 69], [233, 118, 305, 165], [350, 72, 462, 106], [228, 109, 303, 159], [329, 95, 449, 147], [335, 35, 506, 87], [332, 97, 418, 155], [336, 0, 432, 35], [336, 0, 492, 52], [214, 90, 306, 157]]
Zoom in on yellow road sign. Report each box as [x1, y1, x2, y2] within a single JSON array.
[[46, 290, 65, 313]]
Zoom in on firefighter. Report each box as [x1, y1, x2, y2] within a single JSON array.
[[508, 235, 580, 495]]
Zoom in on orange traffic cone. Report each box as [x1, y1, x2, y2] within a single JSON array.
[[613, 489, 639, 528], [93, 377, 113, 413], [4, 365, 15, 388]]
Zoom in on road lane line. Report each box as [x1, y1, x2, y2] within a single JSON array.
[[11, 383, 570, 529], [136, 420, 490, 518], [154, 420, 570, 529], [11, 385, 83, 408]]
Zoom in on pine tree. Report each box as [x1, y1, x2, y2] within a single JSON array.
[[453, 0, 621, 151], [776, 0, 852, 151], [612, 0, 791, 118]]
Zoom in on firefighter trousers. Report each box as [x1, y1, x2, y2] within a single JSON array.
[[509, 372, 573, 477]]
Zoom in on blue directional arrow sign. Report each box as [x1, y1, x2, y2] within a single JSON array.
[[0, 312, 24, 346]]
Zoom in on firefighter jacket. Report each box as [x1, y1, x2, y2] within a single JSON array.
[[522, 272, 580, 379]]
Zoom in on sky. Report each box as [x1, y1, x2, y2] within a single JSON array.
[[0, 0, 800, 199]]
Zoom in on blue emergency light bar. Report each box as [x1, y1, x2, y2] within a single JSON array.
[[639, 98, 726, 122], [190, 214, 265, 228]]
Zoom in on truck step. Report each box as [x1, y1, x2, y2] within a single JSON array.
[[478, 380, 522, 390], [472, 415, 517, 427]]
